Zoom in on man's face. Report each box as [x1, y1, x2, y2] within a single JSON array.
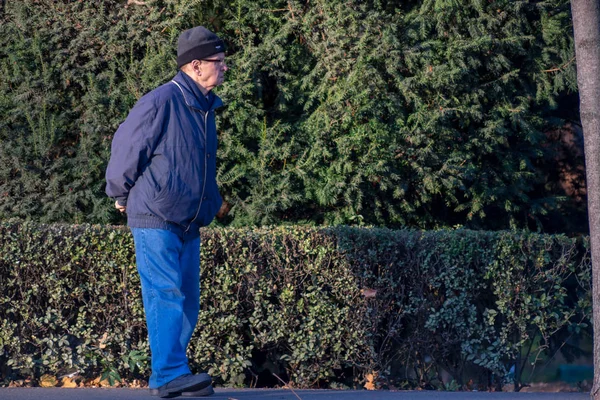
[[198, 52, 227, 91]]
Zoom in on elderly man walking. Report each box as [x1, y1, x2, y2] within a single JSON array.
[[105, 26, 228, 398]]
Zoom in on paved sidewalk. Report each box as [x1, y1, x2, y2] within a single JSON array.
[[0, 388, 590, 400]]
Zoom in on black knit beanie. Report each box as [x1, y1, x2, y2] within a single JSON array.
[[177, 26, 225, 68]]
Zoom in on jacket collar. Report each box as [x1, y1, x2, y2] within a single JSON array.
[[171, 71, 223, 112]]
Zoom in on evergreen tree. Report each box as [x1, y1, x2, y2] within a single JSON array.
[[0, 0, 581, 231]]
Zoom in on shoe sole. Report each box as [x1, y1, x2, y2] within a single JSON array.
[[181, 385, 215, 397], [150, 383, 214, 398], [161, 374, 211, 398]]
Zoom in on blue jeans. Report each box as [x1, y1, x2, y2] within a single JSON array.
[[131, 228, 201, 388]]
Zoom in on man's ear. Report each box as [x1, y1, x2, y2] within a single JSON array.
[[192, 60, 202, 76]]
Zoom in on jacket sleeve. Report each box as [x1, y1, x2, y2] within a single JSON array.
[[105, 93, 165, 205]]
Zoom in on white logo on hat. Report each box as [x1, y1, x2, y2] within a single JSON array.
[[216, 45, 222, 49]]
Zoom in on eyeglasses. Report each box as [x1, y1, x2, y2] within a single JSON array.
[[202, 58, 226, 66]]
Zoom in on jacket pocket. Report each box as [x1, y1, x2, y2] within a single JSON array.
[[153, 172, 179, 205]]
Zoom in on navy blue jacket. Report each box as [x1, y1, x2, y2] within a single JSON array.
[[105, 71, 223, 239]]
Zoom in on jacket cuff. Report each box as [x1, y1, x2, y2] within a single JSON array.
[[116, 198, 128, 207]]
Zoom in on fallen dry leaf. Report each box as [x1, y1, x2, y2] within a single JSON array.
[[364, 372, 377, 390], [89, 376, 112, 387], [129, 379, 144, 388], [61, 377, 78, 388], [39, 374, 58, 388]]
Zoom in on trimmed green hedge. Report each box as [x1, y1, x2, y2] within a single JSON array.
[[0, 223, 591, 390]]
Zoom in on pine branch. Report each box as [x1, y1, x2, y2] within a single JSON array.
[[542, 56, 576, 73], [127, 0, 148, 6]]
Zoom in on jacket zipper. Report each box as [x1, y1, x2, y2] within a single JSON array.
[[185, 110, 209, 233], [170, 80, 212, 234]]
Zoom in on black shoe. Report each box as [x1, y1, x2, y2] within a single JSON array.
[[152, 373, 212, 398], [180, 384, 214, 397], [149, 384, 214, 398], [148, 388, 180, 399]]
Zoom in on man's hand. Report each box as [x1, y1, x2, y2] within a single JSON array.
[[216, 201, 230, 219], [115, 200, 127, 213]]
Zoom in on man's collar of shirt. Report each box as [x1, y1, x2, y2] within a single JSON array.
[[173, 71, 223, 111]]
